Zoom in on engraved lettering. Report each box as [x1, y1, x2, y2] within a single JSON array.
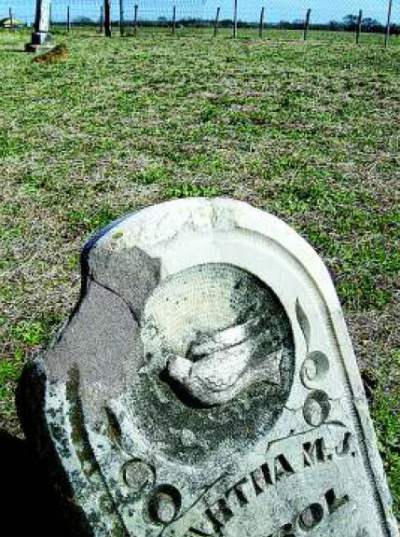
[[274, 454, 295, 481], [320, 436, 338, 461], [303, 438, 325, 467], [265, 487, 349, 536], [205, 498, 233, 531], [325, 488, 349, 514], [250, 462, 274, 495], [250, 466, 266, 495], [182, 431, 355, 535], [335, 431, 357, 458], [298, 502, 324, 531], [226, 477, 250, 506], [261, 462, 275, 485]]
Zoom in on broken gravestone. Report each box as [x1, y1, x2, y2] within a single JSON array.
[[18, 199, 398, 537]]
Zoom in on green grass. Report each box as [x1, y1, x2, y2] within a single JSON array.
[[0, 27, 399, 514]]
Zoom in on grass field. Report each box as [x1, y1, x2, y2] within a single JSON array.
[[0, 27, 399, 515]]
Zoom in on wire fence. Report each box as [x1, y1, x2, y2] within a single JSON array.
[[1, 0, 400, 42]]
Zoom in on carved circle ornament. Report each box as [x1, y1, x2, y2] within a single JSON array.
[[134, 263, 295, 464]]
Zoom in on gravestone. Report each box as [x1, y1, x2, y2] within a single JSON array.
[[25, 0, 51, 52], [18, 199, 398, 537]]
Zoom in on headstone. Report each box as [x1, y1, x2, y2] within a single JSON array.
[[25, 0, 51, 52], [18, 199, 398, 537]]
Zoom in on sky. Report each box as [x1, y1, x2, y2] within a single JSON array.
[[1, 0, 397, 26]]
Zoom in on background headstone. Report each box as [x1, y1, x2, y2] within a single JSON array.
[[25, 0, 51, 51], [17, 199, 398, 537]]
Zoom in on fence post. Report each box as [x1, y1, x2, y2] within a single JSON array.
[[233, 0, 238, 38], [119, 0, 124, 36], [9, 7, 14, 30], [172, 5, 176, 35], [356, 9, 362, 44], [385, 0, 393, 48], [259, 6, 265, 38], [213, 6, 220, 37], [67, 5, 71, 32], [99, 5, 104, 33], [104, 0, 111, 37], [134, 4, 138, 35], [303, 8, 311, 41]]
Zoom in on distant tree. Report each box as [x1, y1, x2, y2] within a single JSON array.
[[362, 17, 383, 33], [234, 13, 389, 34], [291, 18, 304, 29], [328, 20, 342, 31], [220, 18, 233, 28], [73, 16, 93, 25], [391, 23, 400, 36], [278, 20, 288, 28], [343, 14, 358, 31]]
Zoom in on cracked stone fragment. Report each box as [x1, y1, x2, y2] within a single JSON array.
[[17, 199, 398, 537]]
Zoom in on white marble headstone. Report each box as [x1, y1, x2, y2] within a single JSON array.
[[18, 199, 398, 537]]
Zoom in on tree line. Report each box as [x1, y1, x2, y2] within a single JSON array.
[[66, 13, 398, 35]]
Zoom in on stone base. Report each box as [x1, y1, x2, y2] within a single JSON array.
[[25, 43, 42, 52], [25, 31, 51, 53]]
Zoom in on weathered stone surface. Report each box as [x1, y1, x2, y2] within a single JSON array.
[[17, 198, 398, 537]]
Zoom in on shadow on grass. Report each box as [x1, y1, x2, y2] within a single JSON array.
[[0, 430, 70, 537]]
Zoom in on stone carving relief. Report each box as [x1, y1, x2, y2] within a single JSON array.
[[134, 263, 295, 463], [141, 263, 293, 407]]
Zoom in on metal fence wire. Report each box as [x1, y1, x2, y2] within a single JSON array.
[[1, 0, 399, 40]]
